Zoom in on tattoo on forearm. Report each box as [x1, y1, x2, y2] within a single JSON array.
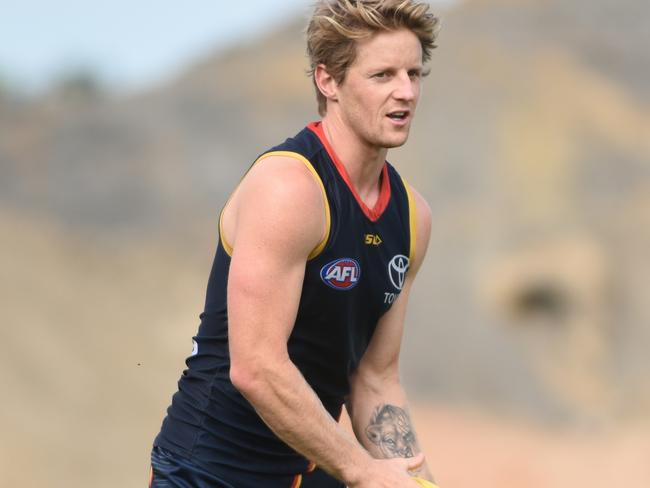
[[365, 404, 419, 458]]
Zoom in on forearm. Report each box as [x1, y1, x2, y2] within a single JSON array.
[[231, 356, 372, 485], [347, 374, 434, 481]]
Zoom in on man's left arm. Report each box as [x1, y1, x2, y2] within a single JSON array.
[[346, 187, 434, 481]]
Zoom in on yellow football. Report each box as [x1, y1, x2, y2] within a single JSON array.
[[413, 477, 439, 488]]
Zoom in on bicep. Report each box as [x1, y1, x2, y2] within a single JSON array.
[[227, 158, 326, 363]]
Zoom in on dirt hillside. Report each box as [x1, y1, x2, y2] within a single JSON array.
[[1, 0, 649, 486]]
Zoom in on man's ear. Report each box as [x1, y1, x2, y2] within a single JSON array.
[[314, 64, 339, 103], [366, 424, 382, 446]]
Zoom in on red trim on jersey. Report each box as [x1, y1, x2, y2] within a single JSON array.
[[308, 121, 391, 222]]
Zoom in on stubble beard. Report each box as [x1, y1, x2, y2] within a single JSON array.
[[376, 113, 415, 149], [344, 109, 413, 151], [372, 126, 411, 150]]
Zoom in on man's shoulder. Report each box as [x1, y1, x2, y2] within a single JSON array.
[[243, 123, 327, 206], [406, 183, 431, 219], [232, 154, 327, 261], [243, 152, 322, 201]]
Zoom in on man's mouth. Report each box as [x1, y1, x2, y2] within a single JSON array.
[[386, 110, 410, 122]]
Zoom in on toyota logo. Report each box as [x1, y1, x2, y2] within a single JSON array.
[[388, 254, 410, 290]]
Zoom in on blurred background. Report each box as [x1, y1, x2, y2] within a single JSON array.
[[1, 0, 649, 486]]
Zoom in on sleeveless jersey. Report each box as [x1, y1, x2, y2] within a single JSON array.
[[154, 122, 417, 477]]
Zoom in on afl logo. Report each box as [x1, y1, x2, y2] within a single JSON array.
[[320, 258, 361, 290], [388, 254, 410, 291]]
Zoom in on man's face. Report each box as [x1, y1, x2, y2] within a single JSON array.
[[333, 28, 424, 150]]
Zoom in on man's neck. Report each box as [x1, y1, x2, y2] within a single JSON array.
[[321, 116, 387, 204]]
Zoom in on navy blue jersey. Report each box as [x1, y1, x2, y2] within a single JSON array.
[[154, 122, 417, 477]]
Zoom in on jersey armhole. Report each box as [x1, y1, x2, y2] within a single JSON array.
[[219, 151, 331, 260], [401, 177, 418, 266]]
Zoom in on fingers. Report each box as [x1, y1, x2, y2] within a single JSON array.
[[406, 452, 425, 472], [365, 456, 429, 488]]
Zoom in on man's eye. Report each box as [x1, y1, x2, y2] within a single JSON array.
[[383, 437, 396, 446]]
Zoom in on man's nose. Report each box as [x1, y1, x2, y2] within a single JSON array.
[[393, 72, 416, 101]]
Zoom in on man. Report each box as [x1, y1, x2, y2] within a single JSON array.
[[151, 1, 440, 487]]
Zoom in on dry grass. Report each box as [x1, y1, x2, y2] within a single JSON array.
[[411, 406, 650, 488]]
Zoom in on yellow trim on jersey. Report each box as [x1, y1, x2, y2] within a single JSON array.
[[402, 177, 417, 266], [219, 151, 331, 260], [218, 204, 234, 256], [290, 473, 303, 488]]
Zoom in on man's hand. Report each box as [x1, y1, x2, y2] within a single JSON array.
[[349, 453, 426, 488]]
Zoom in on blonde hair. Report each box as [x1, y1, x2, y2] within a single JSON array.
[[306, 0, 440, 115]]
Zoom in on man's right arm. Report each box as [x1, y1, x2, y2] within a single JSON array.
[[224, 156, 423, 487]]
